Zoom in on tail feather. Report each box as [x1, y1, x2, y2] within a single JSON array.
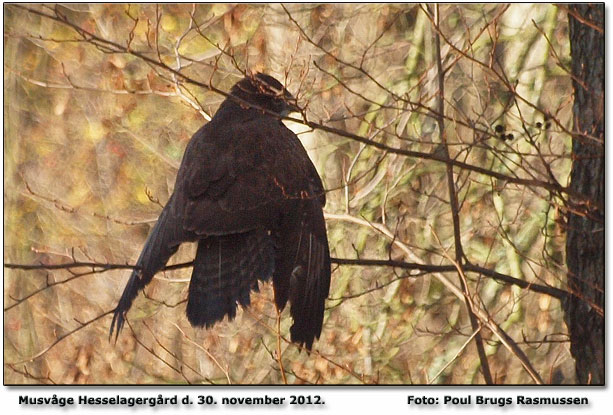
[[186, 229, 274, 327]]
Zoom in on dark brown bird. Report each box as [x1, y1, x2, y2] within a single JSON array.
[[110, 73, 331, 350]]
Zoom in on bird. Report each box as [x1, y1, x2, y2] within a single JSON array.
[[110, 72, 331, 350]]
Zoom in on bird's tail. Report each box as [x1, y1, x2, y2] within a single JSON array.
[[186, 229, 275, 327], [110, 200, 183, 340]]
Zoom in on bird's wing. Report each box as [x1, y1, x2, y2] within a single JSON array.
[[272, 193, 331, 350], [110, 192, 188, 340]]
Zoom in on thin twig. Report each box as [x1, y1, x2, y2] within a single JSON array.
[[429, 327, 482, 384]]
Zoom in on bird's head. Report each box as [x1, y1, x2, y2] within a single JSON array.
[[229, 72, 299, 116]]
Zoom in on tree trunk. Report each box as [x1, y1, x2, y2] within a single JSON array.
[[565, 4, 604, 385]]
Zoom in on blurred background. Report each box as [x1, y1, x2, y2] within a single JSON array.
[[4, 3, 578, 384]]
